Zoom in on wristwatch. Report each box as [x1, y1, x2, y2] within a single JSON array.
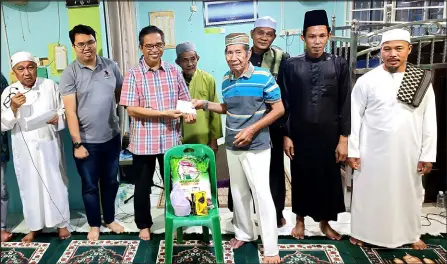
[[204, 100, 209, 111], [73, 142, 83, 149]]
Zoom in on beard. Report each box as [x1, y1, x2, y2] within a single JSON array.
[[386, 65, 399, 73]]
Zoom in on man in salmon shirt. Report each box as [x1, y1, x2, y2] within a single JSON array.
[[120, 25, 195, 241]]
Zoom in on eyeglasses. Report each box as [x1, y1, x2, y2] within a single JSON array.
[[74, 40, 96, 49], [143, 43, 164, 50]]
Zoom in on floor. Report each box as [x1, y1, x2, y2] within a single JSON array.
[[3, 233, 446, 264], [3, 173, 446, 263], [4, 178, 446, 238], [4, 157, 446, 237]]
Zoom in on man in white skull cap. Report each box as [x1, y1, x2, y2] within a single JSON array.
[[347, 28, 437, 249], [1, 51, 71, 243]]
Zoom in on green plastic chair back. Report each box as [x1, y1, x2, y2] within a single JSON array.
[[163, 144, 223, 264], [164, 144, 218, 214]]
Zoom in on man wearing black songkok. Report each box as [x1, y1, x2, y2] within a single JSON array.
[[282, 9, 351, 240]]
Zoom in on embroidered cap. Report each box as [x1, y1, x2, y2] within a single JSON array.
[[254, 16, 277, 31], [11, 51, 39, 69], [380, 28, 411, 46], [176, 41, 196, 58], [225, 33, 250, 47]]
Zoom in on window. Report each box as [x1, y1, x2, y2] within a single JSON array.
[[394, 0, 445, 21], [352, 0, 386, 22], [350, 0, 446, 23]]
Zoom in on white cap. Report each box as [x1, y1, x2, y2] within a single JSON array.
[[10, 51, 39, 69], [254, 16, 277, 31], [380, 28, 411, 46]]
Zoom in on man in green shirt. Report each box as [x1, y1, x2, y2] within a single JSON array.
[[175, 42, 222, 151]]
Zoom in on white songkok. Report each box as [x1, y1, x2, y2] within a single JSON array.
[[11, 51, 38, 69], [254, 16, 277, 31], [380, 29, 411, 46]]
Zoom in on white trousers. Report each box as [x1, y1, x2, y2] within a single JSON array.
[[227, 148, 279, 256]]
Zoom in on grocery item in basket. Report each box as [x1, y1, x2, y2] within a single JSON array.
[[170, 155, 212, 201], [170, 183, 191, 216], [191, 191, 208, 216]]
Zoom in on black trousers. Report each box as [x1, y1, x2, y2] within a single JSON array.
[[132, 154, 164, 230], [228, 126, 286, 224], [290, 123, 345, 222]]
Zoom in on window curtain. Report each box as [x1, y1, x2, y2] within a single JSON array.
[[105, 1, 139, 135]]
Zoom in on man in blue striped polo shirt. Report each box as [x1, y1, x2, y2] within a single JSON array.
[[192, 33, 284, 264]]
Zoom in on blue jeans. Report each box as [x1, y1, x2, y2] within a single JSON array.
[[74, 135, 120, 227]]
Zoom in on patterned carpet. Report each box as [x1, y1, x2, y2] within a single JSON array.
[[157, 240, 234, 263], [57, 240, 140, 263], [261, 243, 349, 263], [1, 241, 49, 263], [1, 233, 446, 263], [361, 244, 447, 264]]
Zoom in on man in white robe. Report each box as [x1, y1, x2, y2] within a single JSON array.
[[1, 51, 71, 243], [347, 29, 437, 249]]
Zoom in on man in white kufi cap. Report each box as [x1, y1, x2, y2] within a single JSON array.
[[1, 51, 71, 243], [225, 16, 290, 229], [348, 28, 437, 249], [379, 28, 411, 46]]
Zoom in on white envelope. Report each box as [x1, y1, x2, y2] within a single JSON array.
[[24, 110, 57, 131], [176, 100, 197, 115]]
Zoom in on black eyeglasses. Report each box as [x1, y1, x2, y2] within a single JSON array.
[[74, 40, 97, 50], [143, 43, 164, 50]]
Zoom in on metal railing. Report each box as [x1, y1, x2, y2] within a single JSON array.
[[328, 15, 447, 84]]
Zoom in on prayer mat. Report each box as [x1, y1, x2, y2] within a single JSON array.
[[258, 238, 357, 264], [57, 239, 140, 263], [259, 244, 343, 263], [0, 242, 50, 264], [2, 232, 445, 263], [156, 239, 234, 264], [361, 244, 447, 264]]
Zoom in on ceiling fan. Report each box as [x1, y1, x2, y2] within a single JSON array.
[[4, 0, 28, 5], [2, 1, 50, 12]]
